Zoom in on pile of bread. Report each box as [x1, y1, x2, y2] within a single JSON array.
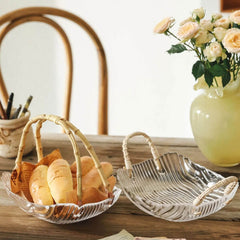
[[10, 149, 116, 205]]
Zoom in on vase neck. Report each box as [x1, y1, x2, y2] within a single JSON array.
[[204, 77, 240, 99]]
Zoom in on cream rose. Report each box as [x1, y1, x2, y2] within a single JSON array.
[[211, 13, 222, 22], [214, 18, 230, 29], [230, 10, 240, 24], [178, 22, 199, 41], [204, 42, 223, 62], [179, 17, 194, 26], [195, 30, 213, 46], [200, 19, 213, 31], [213, 27, 227, 42], [222, 28, 240, 53], [192, 7, 205, 20], [154, 17, 175, 34]]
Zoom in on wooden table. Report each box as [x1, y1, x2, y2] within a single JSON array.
[[0, 134, 239, 240]]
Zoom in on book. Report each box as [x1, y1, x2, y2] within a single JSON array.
[[98, 230, 186, 240]]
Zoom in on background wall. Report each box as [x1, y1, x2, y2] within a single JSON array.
[[0, 0, 221, 137], [0, 0, 59, 132]]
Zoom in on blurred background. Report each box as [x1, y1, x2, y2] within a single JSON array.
[[0, 0, 222, 137]]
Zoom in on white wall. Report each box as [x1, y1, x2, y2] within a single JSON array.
[[1, 0, 222, 138], [56, 0, 201, 137], [0, 0, 61, 132], [201, 0, 220, 15]]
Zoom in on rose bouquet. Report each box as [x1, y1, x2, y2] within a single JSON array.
[[154, 8, 240, 93]]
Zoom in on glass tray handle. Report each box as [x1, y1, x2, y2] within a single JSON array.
[[193, 176, 238, 209], [122, 131, 162, 177]]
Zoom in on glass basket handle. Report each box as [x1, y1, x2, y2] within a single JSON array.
[[193, 176, 238, 213], [122, 131, 162, 177]]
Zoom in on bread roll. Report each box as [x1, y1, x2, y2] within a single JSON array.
[[99, 175, 116, 193], [82, 162, 113, 190], [70, 156, 94, 176], [64, 187, 108, 205], [107, 175, 116, 193], [82, 187, 108, 204], [71, 156, 95, 189], [65, 189, 78, 204], [29, 165, 54, 205], [47, 159, 73, 203]]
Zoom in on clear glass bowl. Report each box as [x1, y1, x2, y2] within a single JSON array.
[[2, 172, 121, 224], [117, 152, 238, 222]]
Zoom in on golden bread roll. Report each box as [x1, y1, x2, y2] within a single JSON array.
[[82, 187, 108, 204], [99, 175, 116, 193], [70, 156, 94, 176], [71, 156, 94, 189], [65, 189, 78, 204], [82, 162, 113, 190], [47, 159, 73, 203], [29, 165, 54, 205], [64, 187, 108, 205], [107, 175, 116, 193]]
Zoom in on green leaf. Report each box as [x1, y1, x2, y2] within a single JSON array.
[[204, 70, 213, 87], [192, 61, 205, 79], [233, 23, 240, 29], [209, 64, 226, 77], [209, 61, 216, 67], [167, 44, 187, 54], [222, 71, 231, 87], [222, 59, 230, 70]]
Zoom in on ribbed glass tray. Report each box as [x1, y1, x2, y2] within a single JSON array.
[[2, 172, 121, 224], [117, 152, 238, 222]]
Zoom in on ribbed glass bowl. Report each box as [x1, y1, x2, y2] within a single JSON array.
[[1, 172, 121, 224], [117, 152, 238, 222]]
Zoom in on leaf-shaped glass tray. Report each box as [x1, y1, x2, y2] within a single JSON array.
[[117, 132, 239, 222], [2, 114, 121, 224]]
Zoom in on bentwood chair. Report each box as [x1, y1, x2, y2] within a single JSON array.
[[0, 7, 108, 134]]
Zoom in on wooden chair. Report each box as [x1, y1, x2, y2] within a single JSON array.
[[0, 7, 108, 134]]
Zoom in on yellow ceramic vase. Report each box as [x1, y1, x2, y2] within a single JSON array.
[[190, 78, 240, 167]]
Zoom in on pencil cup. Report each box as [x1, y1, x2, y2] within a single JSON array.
[[0, 111, 35, 158]]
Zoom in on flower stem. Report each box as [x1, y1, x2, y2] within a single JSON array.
[[232, 54, 236, 80], [167, 30, 204, 61], [166, 30, 195, 51], [166, 30, 181, 41], [214, 77, 219, 87]]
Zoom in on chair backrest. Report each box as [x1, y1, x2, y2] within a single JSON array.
[[0, 7, 108, 134]]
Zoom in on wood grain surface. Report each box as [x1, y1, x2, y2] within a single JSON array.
[[0, 133, 239, 240]]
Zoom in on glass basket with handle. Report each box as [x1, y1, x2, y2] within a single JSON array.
[[2, 114, 121, 224]]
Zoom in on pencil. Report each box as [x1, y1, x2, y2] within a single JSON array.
[[0, 100, 7, 119], [6, 92, 14, 119], [20, 95, 33, 117], [11, 105, 22, 119]]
